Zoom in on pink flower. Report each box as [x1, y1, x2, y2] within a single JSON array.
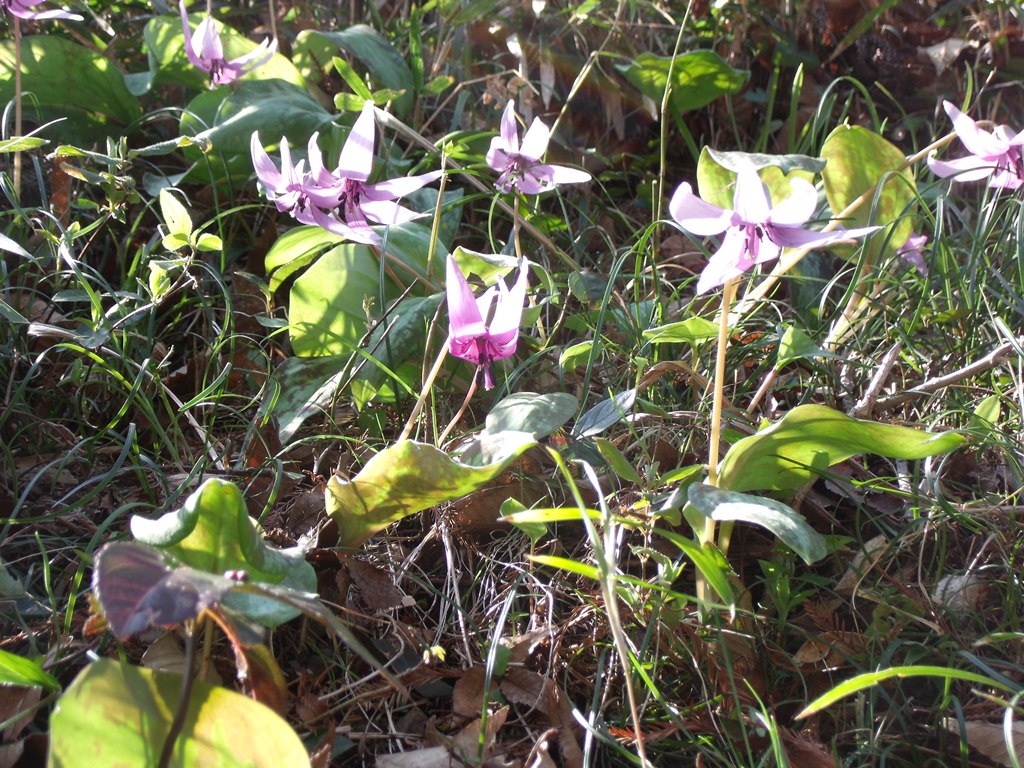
[[251, 103, 441, 244], [2, 0, 81, 20], [928, 100, 1024, 190], [179, 0, 275, 87], [669, 166, 878, 295], [485, 102, 590, 195], [897, 232, 928, 275], [446, 255, 528, 389]]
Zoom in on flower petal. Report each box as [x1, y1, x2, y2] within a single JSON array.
[[767, 178, 816, 226], [228, 36, 276, 74], [732, 167, 771, 224], [499, 102, 519, 155], [337, 102, 376, 182], [485, 143, 511, 175], [944, 101, 1007, 159], [487, 263, 528, 338], [359, 199, 422, 226], [250, 132, 285, 192], [668, 182, 731, 236], [363, 170, 442, 200], [519, 118, 551, 161], [534, 163, 590, 186], [446, 255, 486, 340], [927, 153, 997, 182], [769, 223, 878, 249], [696, 227, 748, 295]]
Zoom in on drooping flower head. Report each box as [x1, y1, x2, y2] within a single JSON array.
[[928, 100, 1024, 190], [446, 255, 528, 389], [897, 232, 928, 275], [669, 166, 877, 295], [485, 102, 590, 195], [251, 102, 441, 244], [2, 0, 81, 20], [179, 0, 276, 87]]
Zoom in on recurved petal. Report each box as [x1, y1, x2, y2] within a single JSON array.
[[668, 182, 731, 236], [927, 153, 997, 182], [488, 263, 529, 336], [499, 102, 519, 155], [695, 227, 748, 295], [732, 167, 771, 224], [196, 17, 224, 62], [359, 199, 422, 226], [535, 163, 590, 186], [364, 170, 443, 200], [519, 118, 552, 161], [769, 223, 878, 249], [943, 100, 1008, 159], [250, 132, 284, 191], [230, 36, 276, 74], [446, 255, 485, 336], [338, 102, 376, 182], [767, 177, 817, 226]]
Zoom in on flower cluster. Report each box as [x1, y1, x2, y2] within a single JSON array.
[[251, 102, 442, 245], [179, 0, 275, 87]]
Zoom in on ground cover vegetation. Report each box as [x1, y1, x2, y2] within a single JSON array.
[[1, 0, 1024, 765]]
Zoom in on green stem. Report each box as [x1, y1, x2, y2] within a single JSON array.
[[157, 625, 197, 768]]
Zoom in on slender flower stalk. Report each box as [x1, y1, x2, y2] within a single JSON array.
[[928, 100, 1024, 190], [485, 102, 590, 195], [179, 0, 275, 87], [445, 255, 528, 390]]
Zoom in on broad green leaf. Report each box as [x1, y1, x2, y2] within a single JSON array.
[[159, 189, 193, 241], [573, 389, 637, 438], [500, 498, 546, 545], [705, 148, 826, 176], [325, 433, 537, 548], [0, 136, 47, 152], [594, 437, 643, 485], [49, 659, 310, 768], [194, 233, 222, 252], [485, 392, 578, 439], [717, 404, 964, 494], [696, 146, 816, 211], [652, 528, 735, 607], [797, 665, 1013, 719], [559, 340, 594, 372], [294, 26, 414, 116], [142, 14, 305, 92], [820, 125, 915, 261], [687, 484, 827, 564], [180, 80, 335, 183], [450, 247, 519, 285], [0, 648, 59, 692], [268, 354, 349, 443], [265, 225, 346, 293], [616, 51, 748, 117], [0, 36, 142, 144], [776, 324, 841, 369], [130, 479, 316, 627], [968, 394, 1001, 437], [643, 317, 719, 345]]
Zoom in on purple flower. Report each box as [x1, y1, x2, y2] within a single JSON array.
[[179, 0, 275, 87], [485, 102, 590, 195], [669, 166, 878, 295], [928, 100, 1024, 190], [2, 0, 81, 20], [897, 232, 928, 275], [446, 255, 528, 389], [251, 103, 441, 245]]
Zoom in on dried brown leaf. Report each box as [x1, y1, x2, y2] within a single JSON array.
[[945, 718, 1024, 767]]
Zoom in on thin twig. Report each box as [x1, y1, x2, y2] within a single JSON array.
[[850, 340, 903, 418]]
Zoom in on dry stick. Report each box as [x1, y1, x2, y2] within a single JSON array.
[[436, 373, 478, 446], [398, 342, 449, 442], [728, 131, 958, 327], [872, 335, 1023, 413], [849, 339, 903, 418], [371, 107, 578, 272]]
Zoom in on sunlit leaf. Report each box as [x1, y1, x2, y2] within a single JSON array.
[[776, 324, 841, 369], [0, 648, 59, 692], [642, 317, 718, 345], [485, 392, 578, 439], [617, 51, 748, 117], [687, 484, 827, 564], [130, 479, 316, 627], [573, 389, 636, 438], [49, 659, 310, 767], [326, 433, 537, 548], [717, 404, 964, 494]]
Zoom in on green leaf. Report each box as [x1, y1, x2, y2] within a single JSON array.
[[0, 648, 59, 692], [180, 80, 335, 184], [0, 136, 47, 152], [559, 340, 594, 372], [129, 479, 316, 627], [193, 233, 222, 252], [0, 36, 142, 144], [652, 528, 735, 607], [159, 189, 193, 241], [717, 404, 964, 494], [142, 15, 305, 92], [616, 51, 748, 116], [820, 125, 915, 261], [642, 317, 719, 345], [797, 665, 1014, 719], [294, 26, 414, 116], [268, 354, 349, 443], [485, 392, 578, 439], [331, 55, 374, 99], [500, 498, 546, 545], [265, 225, 346, 293], [967, 394, 1002, 438], [696, 146, 816, 211], [776, 324, 841, 369], [705, 148, 827, 176], [573, 389, 636, 438], [687, 484, 827, 564], [325, 433, 537, 548], [49, 659, 310, 768], [529, 554, 602, 581], [594, 437, 643, 485]]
